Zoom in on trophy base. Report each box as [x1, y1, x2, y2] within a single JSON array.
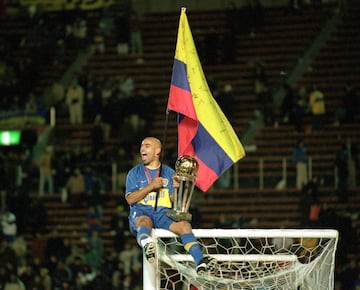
[[166, 209, 192, 222]]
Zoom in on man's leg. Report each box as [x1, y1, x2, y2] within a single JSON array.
[[171, 221, 217, 274], [135, 216, 156, 263]]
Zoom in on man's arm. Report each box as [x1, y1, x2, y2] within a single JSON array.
[[125, 177, 164, 205]]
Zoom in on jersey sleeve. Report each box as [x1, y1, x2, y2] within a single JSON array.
[[125, 167, 140, 197]]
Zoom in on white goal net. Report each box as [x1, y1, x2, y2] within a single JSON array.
[[143, 229, 338, 290]]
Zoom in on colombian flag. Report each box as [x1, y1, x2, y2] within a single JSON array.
[[167, 8, 245, 192]]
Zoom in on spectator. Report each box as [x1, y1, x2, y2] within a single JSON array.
[[66, 168, 85, 207], [51, 259, 72, 288], [17, 258, 37, 289], [76, 263, 97, 288], [6, 186, 30, 236], [346, 137, 358, 187], [3, 271, 26, 290], [342, 83, 359, 124], [53, 150, 72, 200], [114, 10, 130, 55], [301, 175, 320, 203], [1, 207, 17, 243], [0, 236, 17, 276], [257, 86, 274, 126], [73, 18, 88, 53], [279, 82, 294, 124], [109, 204, 129, 251], [253, 59, 267, 97], [24, 92, 41, 115], [335, 142, 349, 203], [340, 259, 358, 290], [82, 74, 100, 121], [87, 229, 104, 264], [214, 167, 232, 189], [214, 213, 233, 229], [291, 139, 308, 190], [45, 228, 69, 264], [91, 27, 105, 55], [118, 240, 141, 280], [129, 10, 143, 55], [83, 166, 105, 212], [291, 86, 308, 132], [272, 225, 294, 251], [217, 83, 235, 118], [115, 146, 133, 192], [100, 77, 115, 103], [309, 84, 326, 132], [51, 81, 66, 116], [81, 237, 101, 269], [0, 152, 7, 211], [112, 260, 127, 290], [207, 74, 220, 100], [91, 116, 105, 159], [300, 177, 321, 226], [119, 74, 135, 100], [66, 78, 84, 124], [54, 24, 66, 65], [86, 206, 101, 235], [39, 267, 52, 290], [118, 114, 142, 150], [26, 196, 48, 237], [16, 151, 34, 189], [66, 249, 85, 278], [20, 122, 38, 158], [38, 145, 54, 195], [288, 0, 304, 15]]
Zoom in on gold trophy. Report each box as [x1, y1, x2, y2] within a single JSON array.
[[166, 155, 199, 222]]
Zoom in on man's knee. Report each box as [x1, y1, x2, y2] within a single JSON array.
[[171, 220, 192, 235], [136, 215, 152, 228]]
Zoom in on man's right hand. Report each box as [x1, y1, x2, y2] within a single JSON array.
[[151, 177, 165, 190]]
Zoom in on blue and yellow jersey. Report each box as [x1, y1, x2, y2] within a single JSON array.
[[125, 163, 174, 210]]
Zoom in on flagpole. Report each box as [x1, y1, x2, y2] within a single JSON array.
[[154, 108, 171, 211]]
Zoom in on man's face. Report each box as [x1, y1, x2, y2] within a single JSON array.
[[140, 138, 160, 165], [140, 139, 155, 165]]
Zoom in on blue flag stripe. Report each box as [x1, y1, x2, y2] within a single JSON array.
[[192, 122, 234, 176], [171, 59, 190, 92]]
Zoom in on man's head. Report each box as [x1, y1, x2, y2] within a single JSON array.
[[140, 137, 162, 167]]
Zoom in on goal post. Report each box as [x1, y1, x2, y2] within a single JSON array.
[[144, 228, 339, 290]]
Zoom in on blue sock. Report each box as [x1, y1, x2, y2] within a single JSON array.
[[181, 233, 203, 265], [137, 226, 152, 247]]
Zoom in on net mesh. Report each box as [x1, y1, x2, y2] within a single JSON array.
[[149, 229, 338, 290]]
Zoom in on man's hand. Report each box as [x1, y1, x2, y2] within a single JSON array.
[[151, 177, 165, 190], [173, 176, 180, 189]]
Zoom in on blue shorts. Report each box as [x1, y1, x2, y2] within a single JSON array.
[[128, 206, 173, 236]]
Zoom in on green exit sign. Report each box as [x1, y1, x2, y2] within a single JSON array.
[[0, 131, 21, 146]]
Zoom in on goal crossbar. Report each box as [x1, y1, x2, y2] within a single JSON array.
[[170, 254, 298, 262], [154, 228, 339, 239]]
